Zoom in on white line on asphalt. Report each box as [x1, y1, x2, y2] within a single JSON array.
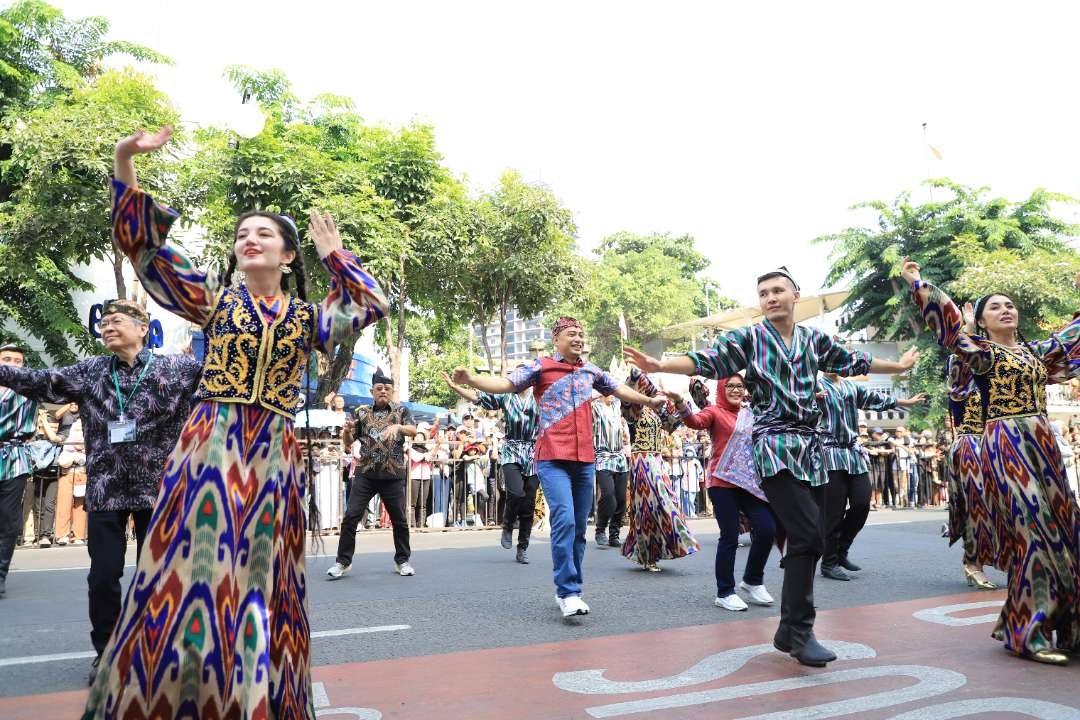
[[311, 625, 410, 638], [0, 650, 97, 667], [0, 625, 410, 667]]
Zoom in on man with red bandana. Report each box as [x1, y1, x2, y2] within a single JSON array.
[[452, 316, 664, 618]]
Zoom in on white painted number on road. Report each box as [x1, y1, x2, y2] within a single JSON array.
[[312, 680, 383, 719], [553, 641, 875, 695], [911, 601, 1003, 627], [887, 698, 1080, 719]]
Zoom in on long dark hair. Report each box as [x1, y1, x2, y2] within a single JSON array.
[[223, 211, 309, 300], [974, 293, 1031, 348]]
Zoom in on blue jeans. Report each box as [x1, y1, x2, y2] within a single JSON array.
[[708, 486, 775, 597], [537, 460, 595, 598], [907, 463, 920, 506]]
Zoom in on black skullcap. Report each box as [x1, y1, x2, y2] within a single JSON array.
[[371, 367, 394, 386]]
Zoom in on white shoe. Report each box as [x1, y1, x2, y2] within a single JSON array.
[[739, 581, 775, 605], [396, 561, 416, 576], [714, 593, 749, 611], [56, 536, 69, 546], [557, 594, 590, 618], [326, 562, 349, 580]]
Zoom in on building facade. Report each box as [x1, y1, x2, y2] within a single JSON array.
[[472, 309, 550, 366]]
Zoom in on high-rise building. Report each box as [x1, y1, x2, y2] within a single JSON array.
[[472, 310, 550, 366]]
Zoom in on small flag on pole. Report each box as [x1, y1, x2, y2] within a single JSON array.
[[618, 312, 628, 341], [928, 144, 943, 160]]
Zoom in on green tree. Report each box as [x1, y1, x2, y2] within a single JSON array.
[[406, 315, 471, 408], [454, 171, 579, 374], [556, 232, 728, 368], [0, 68, 181, 363], [0, 0, 169, 117], [816, 178, 1080, 429], [180, 67, 465, 402]]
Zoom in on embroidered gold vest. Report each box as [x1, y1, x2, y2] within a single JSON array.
[[194, 285, 315, 419], [978, 344, 1047, 422], [953, 389, 985, 436]]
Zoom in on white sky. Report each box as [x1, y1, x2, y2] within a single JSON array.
[[51, 0, 1080, 305]]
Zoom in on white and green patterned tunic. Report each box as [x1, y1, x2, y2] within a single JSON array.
[[818, 374, 896, 475], [688, 320, 871, 486]]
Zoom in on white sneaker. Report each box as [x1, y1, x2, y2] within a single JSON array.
[[56, 536, 69, 546], [396, 561, 416, 576], [714, 593, 749, 611], [739, 581, 775, 605], [557, 594, 590, 618], [326, 562, 349, 580]]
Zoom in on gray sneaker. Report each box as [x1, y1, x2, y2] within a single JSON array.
[[326, 562, 349, 580], [396, 561, 416, 576]]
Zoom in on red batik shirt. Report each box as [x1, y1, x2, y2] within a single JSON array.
[[508, 353, 620, 463]]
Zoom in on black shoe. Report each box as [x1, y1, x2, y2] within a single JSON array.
[[595, 530, 607, 547], [88, 655, 101, 686], [516, 548, 529, 564], [838, 555, 861, 572], [791, 635, 837, 667], [821, 565, 851, 581], [0, 575, 5, 596], [501, 527, 513, 550], [608, 532, 621, 548], [773, 626, 792, 653]]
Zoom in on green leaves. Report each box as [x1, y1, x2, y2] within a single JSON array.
[[816, 177, 1080, 429]]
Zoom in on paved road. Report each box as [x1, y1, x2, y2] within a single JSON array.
[[13, 509, 1078, 720], [1, 509, 1003, 696]]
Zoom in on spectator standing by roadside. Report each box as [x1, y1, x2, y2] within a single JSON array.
[[0, 342, 37, 597]]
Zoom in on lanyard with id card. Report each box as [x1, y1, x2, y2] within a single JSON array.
[[109, 353, 154, 445]]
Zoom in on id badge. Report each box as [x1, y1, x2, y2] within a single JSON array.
[[108, 418, 137, 444]]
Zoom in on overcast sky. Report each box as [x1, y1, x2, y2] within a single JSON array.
[[52, 0, 1080, 304]]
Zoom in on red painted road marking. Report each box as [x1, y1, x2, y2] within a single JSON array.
[[3, 591, 1078, 719]]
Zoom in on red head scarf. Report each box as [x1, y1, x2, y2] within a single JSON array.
[[552, 316, 582, 338]]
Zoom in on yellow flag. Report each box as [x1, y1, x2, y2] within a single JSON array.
[[928, 144, 943, 160]]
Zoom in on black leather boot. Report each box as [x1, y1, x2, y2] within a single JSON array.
[[838, 546, 861, 572], [0, 534, 15, 597], [784, 554, 836, 666]]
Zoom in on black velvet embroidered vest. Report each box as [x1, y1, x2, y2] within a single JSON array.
[[194, 285, 315, 419]]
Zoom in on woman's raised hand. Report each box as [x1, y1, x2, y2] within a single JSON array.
[[308, 210, 343, 260], [115, 127, 173, 159], [899, 257, 922, 286]]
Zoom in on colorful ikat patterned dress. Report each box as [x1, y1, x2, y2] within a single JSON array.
[[944, 354, 997, 569], [621, 371, 699, 569], [911, 279, 1080, 660], [83, 180, 388, 719]]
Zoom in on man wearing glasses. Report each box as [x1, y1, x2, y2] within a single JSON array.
[[0, 300, 202, 683]]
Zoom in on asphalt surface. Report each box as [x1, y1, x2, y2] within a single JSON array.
[[0, 508, 995, 698]]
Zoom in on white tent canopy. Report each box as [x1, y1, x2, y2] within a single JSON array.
[[661, 290, 851, 339]]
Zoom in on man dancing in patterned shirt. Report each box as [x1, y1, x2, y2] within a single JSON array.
[[445, 366, 539, 564], [452, 316, 665, 618], [625, 268, 917, 666]]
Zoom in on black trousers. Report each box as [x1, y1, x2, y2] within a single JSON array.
[[822, 470, 871, 568], [87, 509, 152, 655], [500, 463, 539, 550], [760, 471, 826, 651], [594, 469, 628, 536], [0, 474, 29, 581], [32, 468, 60, 541], [337, 474, 410, 565], [409, 476, 431, 527]]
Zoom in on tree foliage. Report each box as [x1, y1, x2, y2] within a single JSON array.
[[816, 178, 1080, 430], [453, 171, 579, 373], [552, 232, 728, 369]]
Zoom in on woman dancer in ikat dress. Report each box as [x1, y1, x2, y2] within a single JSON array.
[[620, 369, 700, 572], [84, 127, 388, 719], [902, 258, 1080, 666], [944, 314, 998, 591]]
